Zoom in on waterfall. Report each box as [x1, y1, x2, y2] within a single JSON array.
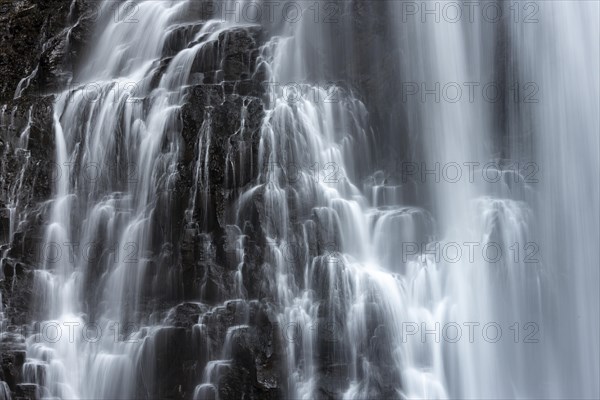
[[508, 3, 600, 397], [25, 2, 233, 397], [7, 1, 597, 399]]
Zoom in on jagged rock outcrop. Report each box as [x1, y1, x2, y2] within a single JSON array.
[[142, 300, 283, 400], [0, 0, 94, 101], [175, 27, 266, 306]]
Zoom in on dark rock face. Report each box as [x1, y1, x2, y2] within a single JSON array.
[[200, 301, 283, 400], [132, 300, 283, 400], [0, 1, 92, 397], [1, 258, 34, 328], [175, 27, 266, 309], [142, 24, 287, 398], [1, 95, 57, 331], [1, 96, 56, 204], [0, 0, 94, 101], [0, 0, 83, 341], [0, 330, 27, 395]]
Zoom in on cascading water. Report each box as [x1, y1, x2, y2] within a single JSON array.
[[24, 2, 251, 398], [1, 0, 597, 399], [507, 4, 600, 397]]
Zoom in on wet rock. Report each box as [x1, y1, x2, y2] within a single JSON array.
[[0, 97, 58, 336], [194, 384, 217, 400], [0, 207, 10, 243], [360, 325, 403, 399], [0, 0, 91, 101], [31, 30, 72, 93], [180, 86, 264, 238], [316, 363, 351, 400], [139, 326, 192, 399], [67, 8, 96, 64], [241, 261, 275, 301], [14, 383, 39, 400], [218, 27, 262, 81], [217, 324, 281, 400], [22, 361, 46, 388], [312, 207, 343, 253], [164, 302, 208, 329], [162, 23, 204, 58], [1, 97, 56, 209], [0, 332, 27, 391], [191, 40, 221, 76], [1, 259, 34, 325], [180, 229, 232, 303], [235, 79, 263, 98]]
